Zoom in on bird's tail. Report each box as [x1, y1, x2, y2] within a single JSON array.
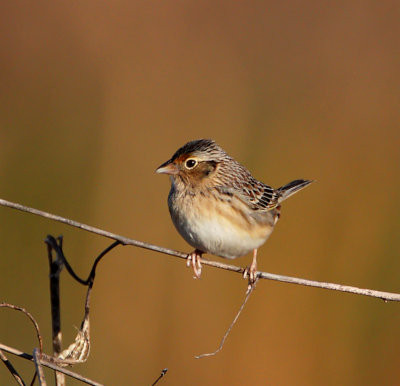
[[277, 179, 314, 203]]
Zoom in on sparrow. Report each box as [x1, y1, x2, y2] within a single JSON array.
[[156, 139, 313, 281]]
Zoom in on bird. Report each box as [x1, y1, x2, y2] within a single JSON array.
[[156, 139, 313, 282]]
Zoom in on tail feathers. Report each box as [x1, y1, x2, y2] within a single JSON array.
[[277, 179, 314, 202]]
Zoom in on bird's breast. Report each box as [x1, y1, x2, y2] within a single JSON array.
[[168, 188, 277, 258]]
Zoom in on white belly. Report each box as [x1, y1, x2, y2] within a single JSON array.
[[169, 191, 274, 258]]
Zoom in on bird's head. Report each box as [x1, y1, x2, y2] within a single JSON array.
[[156, 139, 228, 186]]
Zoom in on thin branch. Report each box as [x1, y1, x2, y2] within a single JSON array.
[[151, 368, 168, 386], [0, 303, 43, 353], [29, 371, 37, 386], [46, 237, 65, 386], [45, 235, 121, 286], [0, 344, 32, 360], [0, 198, 186, 256], [40, 357, 103, 386], [0, 344, 104, 386], [47, 238, 63, 356], [195, 279, 258, 359], [0, 349, 25, 386], [1, 198, 400, 302], [32, 349, 46, 386]]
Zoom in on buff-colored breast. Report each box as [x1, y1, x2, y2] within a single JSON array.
[[168, 188, 277, 258]]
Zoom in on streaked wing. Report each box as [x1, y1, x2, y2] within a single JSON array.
[[242, 177, 280, 211], [215, 163, 280, 211]]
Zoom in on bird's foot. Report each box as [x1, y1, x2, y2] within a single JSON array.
[[243, 265, 257, 282], [243, 249, 258, 291], [186, 249, 203, 279], [243, 265, 258, 291]]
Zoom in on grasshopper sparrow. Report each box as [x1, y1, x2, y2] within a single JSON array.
[[156, 139, 313, 281]]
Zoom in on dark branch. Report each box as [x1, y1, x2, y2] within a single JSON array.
[[46, 236, 65, 385], [0, 349, 25, 385], [151, 368, 168, 386]]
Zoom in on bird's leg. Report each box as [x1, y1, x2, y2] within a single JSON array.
[[249, 248, 258, 282], [187, 249, 203, 279], [243, 249, 258, 285]]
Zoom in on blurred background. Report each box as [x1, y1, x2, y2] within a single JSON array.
[[1, 1, 400, 385]]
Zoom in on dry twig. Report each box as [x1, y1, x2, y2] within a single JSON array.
[[196, 279, 258, 359], [0, 197, 399, 302], [33, 349, 46, 386], [0, 303, 43, 353], [151, 368, 168, 386]]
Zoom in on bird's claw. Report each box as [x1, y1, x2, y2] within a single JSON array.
[[243, 258, 258, 292], [187, 250, 203, 279]]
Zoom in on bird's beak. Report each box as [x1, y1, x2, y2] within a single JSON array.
[[155, 159, 179, 175]]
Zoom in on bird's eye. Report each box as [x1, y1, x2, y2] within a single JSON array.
[[185, 159, 197, 169]]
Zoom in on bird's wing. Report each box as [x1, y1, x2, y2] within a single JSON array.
[[215, 169, 280, 211], [238, 177, 280, 211]]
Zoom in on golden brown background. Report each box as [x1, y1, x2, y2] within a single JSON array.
[[1, 1, 400, 385]]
